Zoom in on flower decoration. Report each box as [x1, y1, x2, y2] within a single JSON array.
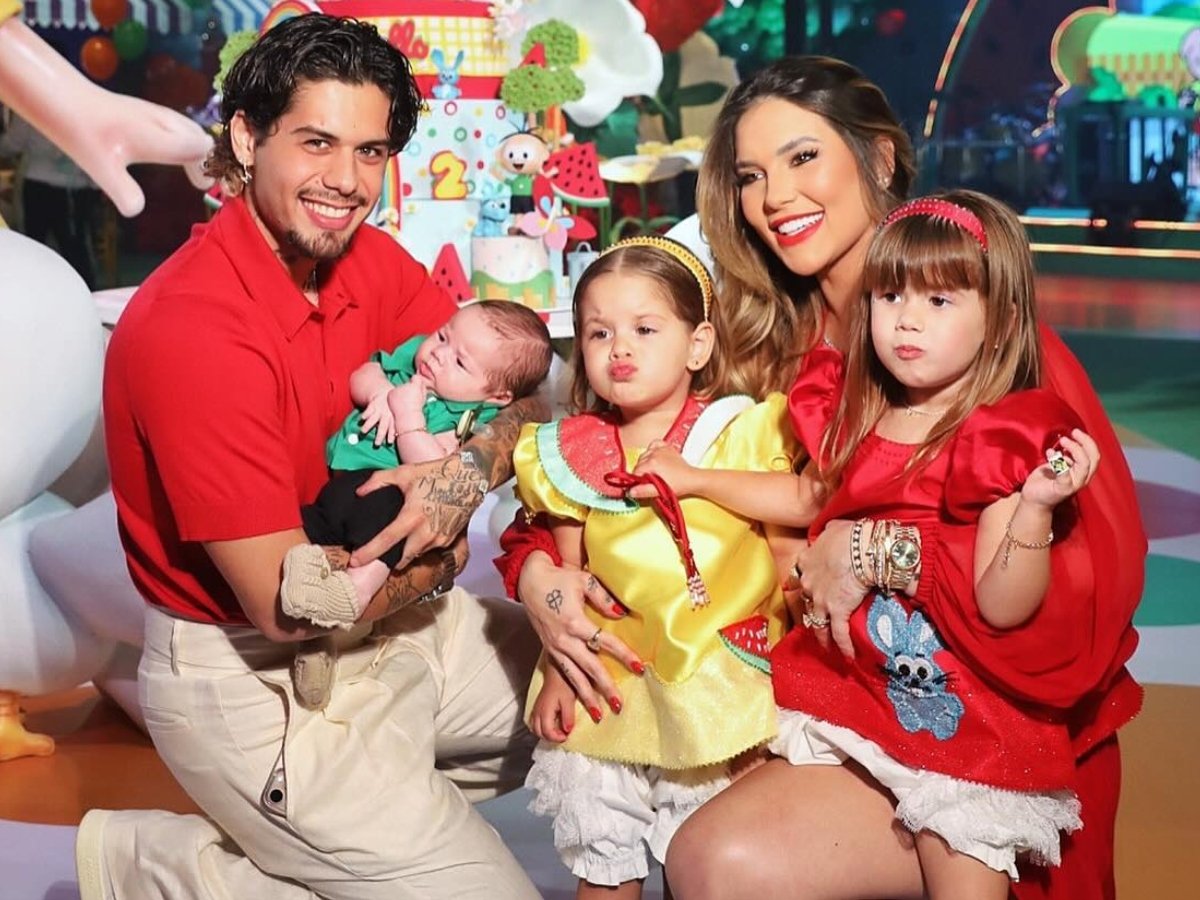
[[518, 191, 597, 250], [512, 0, 663, 127]]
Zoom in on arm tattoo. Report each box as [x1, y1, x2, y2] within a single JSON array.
[[461, 393, 549, 490], [546, 588, 564, 614], [412, 455, 487, 540]]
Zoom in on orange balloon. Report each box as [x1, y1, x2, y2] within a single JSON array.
[[90, 0, 129, 30], [81, 36, 119, 81]]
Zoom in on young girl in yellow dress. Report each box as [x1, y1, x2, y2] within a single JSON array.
[[513, 236, 818, 898]]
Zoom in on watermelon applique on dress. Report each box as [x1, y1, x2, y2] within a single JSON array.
[[720, 615, 772, 675]]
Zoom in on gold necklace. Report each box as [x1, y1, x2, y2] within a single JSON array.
[[902, 403, 948, 417]]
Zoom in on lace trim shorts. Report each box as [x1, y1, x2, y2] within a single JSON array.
[[524, 743, 731, 886], [769, 708, 1082, 879]]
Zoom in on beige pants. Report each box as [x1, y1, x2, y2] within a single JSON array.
[[93, 590, 541, 899]]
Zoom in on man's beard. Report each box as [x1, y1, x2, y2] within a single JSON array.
[[284, 226, 355, 261]]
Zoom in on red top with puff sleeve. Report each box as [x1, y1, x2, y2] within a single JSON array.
[[773, 346, 1088, 791], [104, 197, 454, 624]]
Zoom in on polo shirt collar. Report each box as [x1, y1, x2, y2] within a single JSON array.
[[212, 196, 357, 340]]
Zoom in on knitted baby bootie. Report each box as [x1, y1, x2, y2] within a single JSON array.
[[292, 637, 337, 711], [281, 544, 361, 628]]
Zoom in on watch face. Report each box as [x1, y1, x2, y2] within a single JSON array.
[[890, 538, 920, 570]]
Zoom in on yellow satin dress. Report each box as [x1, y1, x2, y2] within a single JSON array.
[[514, 393, 798, 769]]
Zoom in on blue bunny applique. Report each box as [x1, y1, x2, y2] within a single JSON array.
[[866, 594, 965, 741]]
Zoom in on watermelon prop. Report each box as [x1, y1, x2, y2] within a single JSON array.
[[431, 243, 474, 305], [719, 614, 771, 675], [547, 142, 609, 208]]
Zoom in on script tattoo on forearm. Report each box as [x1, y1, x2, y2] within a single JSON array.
[[411, 456, 485, 540], [461, 393, 549, 490]]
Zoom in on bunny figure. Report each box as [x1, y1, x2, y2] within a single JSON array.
[[431, 48, 465, 101], [473, 179, 512, 237], [867, 594, 965, 741]]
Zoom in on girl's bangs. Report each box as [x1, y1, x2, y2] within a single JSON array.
[[864, 217, 987, 297]]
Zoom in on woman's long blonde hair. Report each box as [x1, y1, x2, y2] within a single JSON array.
[[698, 56, 915, 400], [820, 190, 1043, 487]]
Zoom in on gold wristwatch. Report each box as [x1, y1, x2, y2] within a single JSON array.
[[884, 526, 921, 592]]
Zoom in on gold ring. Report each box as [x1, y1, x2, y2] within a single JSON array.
[[802, 611, 830, 629], [585, 627, 603, 653]]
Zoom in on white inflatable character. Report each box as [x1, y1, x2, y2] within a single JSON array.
[[0, 6, 211, 759]]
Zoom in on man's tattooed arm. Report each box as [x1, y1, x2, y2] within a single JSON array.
[[461, 392, 550, 490]]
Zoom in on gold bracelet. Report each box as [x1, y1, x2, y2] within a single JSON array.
[[1000, 520, 1054, 569], [395, 425, 429, 438]]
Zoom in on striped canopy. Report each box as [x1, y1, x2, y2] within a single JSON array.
[[22, 0, 273, 35]]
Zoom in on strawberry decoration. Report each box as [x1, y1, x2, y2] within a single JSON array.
[[631, 0, 725, 53]]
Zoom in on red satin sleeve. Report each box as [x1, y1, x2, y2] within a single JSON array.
[[493, 511, 562, 601], [786, 345, 844, 463], [943, 389, 1084, 520]]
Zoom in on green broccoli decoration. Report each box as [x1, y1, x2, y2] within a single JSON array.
[[501, 19, 584, 119]]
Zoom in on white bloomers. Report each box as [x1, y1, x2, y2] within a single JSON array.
[[769, 708, 1082, 879], [525, 744, 731, 886]]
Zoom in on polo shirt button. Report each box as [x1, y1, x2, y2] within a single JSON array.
[[347, 433, 359, 445], [320, 565, 330, 579]]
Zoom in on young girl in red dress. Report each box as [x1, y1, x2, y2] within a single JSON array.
[[771, 190, 1107, 898]]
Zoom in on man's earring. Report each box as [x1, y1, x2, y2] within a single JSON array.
[[240, 161, 253, 185]]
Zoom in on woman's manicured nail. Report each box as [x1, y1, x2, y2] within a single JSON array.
[[631, 660, 645, 676], [608, 696, 622, 714], [588, 706, 602, 723], [612, 602, 628, 616]]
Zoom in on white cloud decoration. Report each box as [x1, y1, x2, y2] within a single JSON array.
[[513, 0, 664, 127]]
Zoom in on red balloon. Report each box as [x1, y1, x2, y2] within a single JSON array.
[[90, 0, 129, 30], [80, 36, 119, 81]]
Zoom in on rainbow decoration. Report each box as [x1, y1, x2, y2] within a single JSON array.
[[259, 0, 320, 35], [379, 154, 405, 227]]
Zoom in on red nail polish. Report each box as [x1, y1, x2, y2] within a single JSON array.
[[612, 602, 628, 616], [608, 696, 622, 714], [631, 660, 645, 676], [588, 706, 602, 723]]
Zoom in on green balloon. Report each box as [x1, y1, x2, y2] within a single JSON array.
[[113, 19, 148, 61]]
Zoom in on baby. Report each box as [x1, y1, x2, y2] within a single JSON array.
[[284, 299, 553, 708]]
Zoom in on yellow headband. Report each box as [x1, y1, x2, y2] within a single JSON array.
[[601, 235, 714, 321]]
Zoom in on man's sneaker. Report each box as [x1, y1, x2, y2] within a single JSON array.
[[75, 808, 113, 900]]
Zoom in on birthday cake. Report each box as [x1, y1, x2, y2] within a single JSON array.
[[470, 235, 556, 309]]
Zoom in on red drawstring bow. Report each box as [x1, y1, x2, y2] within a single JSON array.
[[604, 469, 710, 609]]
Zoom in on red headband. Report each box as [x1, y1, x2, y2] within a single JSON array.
[[881, 198, 988, 252]]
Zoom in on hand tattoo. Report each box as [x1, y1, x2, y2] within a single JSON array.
[[586, 575, 598, 593], [546, 588, 564, 614]]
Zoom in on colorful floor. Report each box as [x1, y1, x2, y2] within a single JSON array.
[[1, 273, 1197, 899]]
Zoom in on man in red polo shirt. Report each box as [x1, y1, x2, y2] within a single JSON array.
[[76, 15, 545, 899]]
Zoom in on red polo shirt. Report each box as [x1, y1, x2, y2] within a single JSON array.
[[104, 197, 454, 624]]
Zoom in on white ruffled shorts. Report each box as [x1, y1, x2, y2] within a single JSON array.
[[524, 743, 731, 886], [769, 709, 1082, 879]]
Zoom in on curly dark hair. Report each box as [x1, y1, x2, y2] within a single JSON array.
[[206, 14, 423, 191]]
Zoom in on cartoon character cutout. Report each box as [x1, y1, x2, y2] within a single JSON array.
[[496, 129, 554, 214], [431, 48, 465, 101], [867, 594, 965, 741]]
